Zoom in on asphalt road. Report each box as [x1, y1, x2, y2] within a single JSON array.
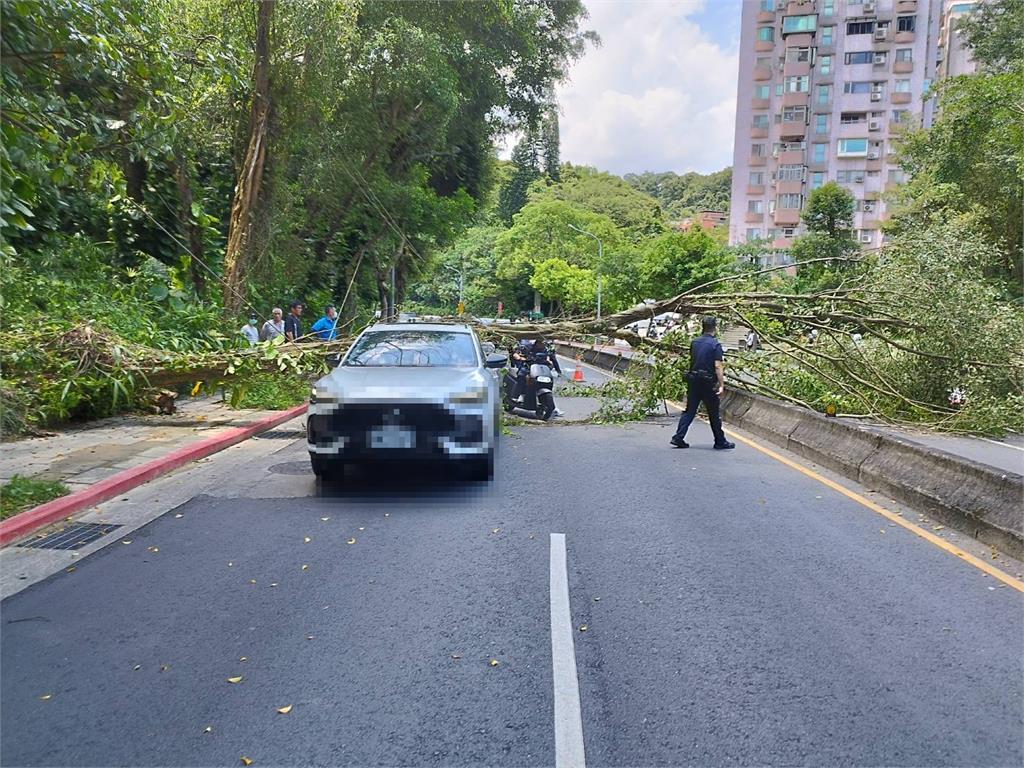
[[2, 418, 1022, 766]]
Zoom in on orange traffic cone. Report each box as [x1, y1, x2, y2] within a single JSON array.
[[573, 366, 585, 382]]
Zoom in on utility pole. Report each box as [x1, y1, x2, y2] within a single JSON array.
[[567, 223, 603, 320], [390, 264, 396, 322]]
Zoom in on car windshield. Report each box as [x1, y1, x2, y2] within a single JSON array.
[[344, 330, 479, 367]]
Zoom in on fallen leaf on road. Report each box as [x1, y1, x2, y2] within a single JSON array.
[[489, 659, 499, 667], [933, 525, 945, 531], [347, 538, 356, 544], [358, 527, 364, 531], [451, 654, 462, 660], [491, 528, 501, 534], [174, 514, 184, 519], [132, 664, 141, 671], [270, 583, 278, 588], [38, 694, 52, 700], [160, 664, 171, 673], [240, 758, 253, 766], [147, 546, 159, 553], [815, 495, 823, 499], [203, 726, 212, 734], [239, 657, 247, 662], [593, 597, 601, 602], [879, 529, 886, 534], [306, 635, 315, 640], [122, 540, 132, 545], [384, 513, 390, 517], [227, 676, 243, 684], [320, 517, 330, 522], [301, 564, 309, 571], [579, 625, 588, 632], [528, 534, 535, 539], [304, 537, 311, 543], [66, 566, 76, 573], [276, 705, 292, 714]]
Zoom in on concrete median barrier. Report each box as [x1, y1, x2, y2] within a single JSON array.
[[559, 339, 1024, 558]]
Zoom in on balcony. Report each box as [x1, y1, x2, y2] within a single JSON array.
[[751, 126, 769, 138], [780, 120, 807, 139], [895, 31, 915, 44], [755, 40, 775, 52], [784, 33, 814, 46], [892, 91, 912, 104], [757, 10, 775, 22], [773, 208, 802, 225], [783, 61, 811, 77], [752, 97, 770, 110], [745, 211, 765, 223], [778, 149, 805, 164], [888, 120, 905, 133], [782, 91, 810, 107], [754, 66, 773, 81], [896, 0, 917, 12], [893, 60, 913, 74], [750, 155, 768, 167], [776, 179, 804, 195]]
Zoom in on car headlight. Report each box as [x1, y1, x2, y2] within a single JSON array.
[[449, 385, 488, 404], [310, 388, 339, 405]]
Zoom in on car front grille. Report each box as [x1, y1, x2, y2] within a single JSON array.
[[309, 403, 482, 453]]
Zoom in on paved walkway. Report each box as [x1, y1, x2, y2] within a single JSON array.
[[0, 397, 292, 494]]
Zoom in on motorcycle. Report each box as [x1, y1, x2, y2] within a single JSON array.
[[503, 356, 557, 421]]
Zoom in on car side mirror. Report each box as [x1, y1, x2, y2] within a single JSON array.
[[485, 353, 508, 369]]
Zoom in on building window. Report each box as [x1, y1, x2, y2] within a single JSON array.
[[755, 84, 771, 100], [746, 228, 763, 240], [778, 164, 805, 181], [838, 138, 869, 156], [897, 15, 916, 32], [749, 171, 765, 185], [846, 20, 875, 35], [894, 78, 912, 93], [786, 47, 813, 63], [810, 172, 826, 189], [814, 114, 828, 134], [785, 75, 810, 92], [888, 169, 907, 183], [812, 142, 827, 163], [757, 26, 775, 42], [778, 193, 802, 209], [844, 81, 872, 94], [840, 111, 867, 124], [782, 105, 808, 122], [819, 55, 832, 75], [891, 109, 910, 123], [748, 200, 764, 214], [782, 14, 818, 33], [837, 169, 866, 183], [845, 51, 874, 65], [822, 0, 834, 16], [821, 26, 835, 46], [895, 48, 913, 62], [816, 84, 831, 105], [756, 56, 772, 69], [775, 83, 785, 96], [760, 0, 775, 11], [751, 143, 767, 157], [753, 114, 771, 129]]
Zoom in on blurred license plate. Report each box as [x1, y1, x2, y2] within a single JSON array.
[[369, 425, 415, 449]]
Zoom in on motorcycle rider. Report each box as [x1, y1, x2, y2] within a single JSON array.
[[507, 337, 563, 416]]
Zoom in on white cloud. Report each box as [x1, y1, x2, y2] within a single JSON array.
[[553, 0, 738, 175]]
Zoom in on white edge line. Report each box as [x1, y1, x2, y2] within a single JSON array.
[[550, 533, 587, 768]]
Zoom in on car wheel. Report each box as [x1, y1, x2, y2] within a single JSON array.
[[310, 454, 344, 480], [465, 451, 494, 481]]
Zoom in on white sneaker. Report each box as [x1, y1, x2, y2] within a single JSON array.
[[553, 408, 564, 417]]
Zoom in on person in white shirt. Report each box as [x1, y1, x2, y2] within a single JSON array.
[[240, 314, 259, 346], [260, 307, 285, 341]]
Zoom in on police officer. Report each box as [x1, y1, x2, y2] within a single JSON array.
[[670, 316, 735, 450]]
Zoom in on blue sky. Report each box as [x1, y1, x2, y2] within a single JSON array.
[[551, 0, 743, 176]]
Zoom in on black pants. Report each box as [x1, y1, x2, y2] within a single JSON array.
[[673, 380, 727, 445]]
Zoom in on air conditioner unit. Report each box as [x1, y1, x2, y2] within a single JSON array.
[[863, 202, 875, 213], [870, 92, 883, 101], [873, 28, 888, 41], [868, 119, 882, 131], [867, 149, 881, 159], [860, 233, 873, 243], [873, 52, 887, 64], [863, 2, 876, 13]]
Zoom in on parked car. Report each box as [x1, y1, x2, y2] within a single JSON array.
[[306, 323, 507, 480]]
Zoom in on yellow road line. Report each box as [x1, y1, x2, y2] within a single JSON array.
[[664, 399, 1024, 593]]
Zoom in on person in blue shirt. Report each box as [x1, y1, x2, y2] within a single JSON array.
[[670, 316, 735, 450], [311, 304, 338, 341]]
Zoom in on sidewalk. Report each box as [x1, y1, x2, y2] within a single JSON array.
[[0, 396, 301, 497]]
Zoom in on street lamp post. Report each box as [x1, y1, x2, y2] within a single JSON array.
[[567, 223, 603, 320], [442, 258, 465, 312]]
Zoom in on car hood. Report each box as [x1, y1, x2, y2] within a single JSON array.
[[314, 365, 487, 404]]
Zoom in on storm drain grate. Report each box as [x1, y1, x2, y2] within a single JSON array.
[[257, 429, 305, 440], [22, 522, 122, 550]]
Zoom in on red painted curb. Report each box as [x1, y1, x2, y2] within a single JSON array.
[[0, 403, 309, 547]]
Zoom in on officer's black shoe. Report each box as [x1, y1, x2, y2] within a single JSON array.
[[713, 441, 736, 450], [670, 437, 689, 448]]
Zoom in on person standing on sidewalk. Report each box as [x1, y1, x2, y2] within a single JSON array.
[[670, 316, 735, 450], [260, 308, 285, 341], [284, 300, 304, 342], [311, 304, 338, 341], [240, 314, 260, 346]]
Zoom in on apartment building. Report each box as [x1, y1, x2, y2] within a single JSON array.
[[728, 0, 948, 250], [937, 1, 983, 79]]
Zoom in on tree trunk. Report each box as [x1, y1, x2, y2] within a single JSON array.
[[223, 0, 275, 317], [173, 152, 206, 297]]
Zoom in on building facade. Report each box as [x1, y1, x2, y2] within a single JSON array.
[[728, 0, 949, 250]]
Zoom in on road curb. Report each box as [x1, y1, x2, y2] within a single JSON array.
[[0, 403, 308, 547], [555, 340, 1024, 559]]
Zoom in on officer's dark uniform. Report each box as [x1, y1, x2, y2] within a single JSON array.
[[672, 333, 729, 447]]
